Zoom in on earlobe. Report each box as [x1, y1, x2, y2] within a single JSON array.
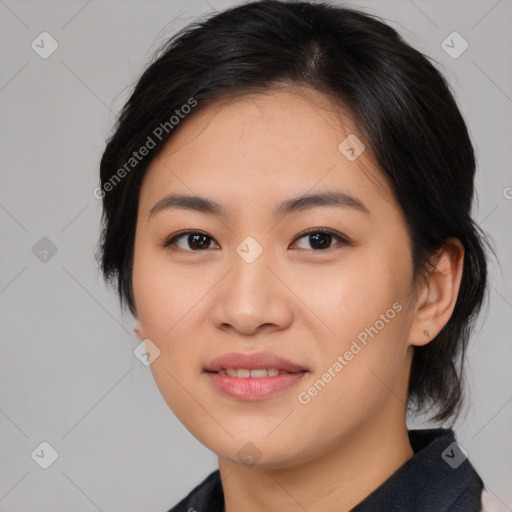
[[409, 238, 465, 347], [134, 320, 145, 341]]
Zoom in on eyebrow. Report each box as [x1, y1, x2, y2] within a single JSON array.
[[148, 190, 370, 220]]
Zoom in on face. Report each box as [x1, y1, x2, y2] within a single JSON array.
[[132, 86, 419, 469]]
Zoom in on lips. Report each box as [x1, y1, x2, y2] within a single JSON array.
[[204, 352, 308, 373]]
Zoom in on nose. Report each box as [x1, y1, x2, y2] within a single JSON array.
[[208, 246, 294, 336]]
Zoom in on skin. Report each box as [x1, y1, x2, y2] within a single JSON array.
[[132, 85, 464, 512]]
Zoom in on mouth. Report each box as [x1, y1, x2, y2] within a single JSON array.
[[204, 352, 309, 400], [205, 368, 307, 378], [204, 351, 309, 374]]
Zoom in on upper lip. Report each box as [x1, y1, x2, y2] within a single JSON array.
[[204, 352, 308, 373]]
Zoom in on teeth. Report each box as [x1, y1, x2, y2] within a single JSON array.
[[219, 368, 284, 378]]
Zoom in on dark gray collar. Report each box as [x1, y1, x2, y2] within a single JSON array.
[[351, 428, 483, 511], [167, 428, 484, 512]]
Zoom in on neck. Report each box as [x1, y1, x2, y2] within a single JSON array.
[[218, 408, 414, 512]]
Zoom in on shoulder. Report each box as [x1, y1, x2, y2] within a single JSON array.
[[165, 469, 223, 512], [480, 488, 510, 512]]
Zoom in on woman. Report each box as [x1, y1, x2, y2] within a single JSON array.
[[96, 1, 499, 510]]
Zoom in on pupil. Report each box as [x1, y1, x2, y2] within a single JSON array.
[[189, 234, 209, 250], [310, 233, 331, 250]]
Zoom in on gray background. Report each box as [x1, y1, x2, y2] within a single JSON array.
[[0, 0, 511, 510]]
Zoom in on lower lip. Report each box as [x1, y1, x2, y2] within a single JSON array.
[[205, 371, 307, 400]]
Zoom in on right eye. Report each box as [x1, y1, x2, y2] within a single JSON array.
[[163, 230, 221, 252]]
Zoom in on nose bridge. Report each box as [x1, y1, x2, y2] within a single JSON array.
[[230, 233, 276, 297], [209, 233, 292, 333]]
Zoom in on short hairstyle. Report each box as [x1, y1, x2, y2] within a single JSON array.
[[96, 0, 492, 423]]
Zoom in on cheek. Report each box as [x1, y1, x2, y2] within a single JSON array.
[[291, 255, 412, 402], [132, 241, 209, 382], [292, 255, 408, 344], [132, 241, 195, 337], [133, 270, 204, 371]]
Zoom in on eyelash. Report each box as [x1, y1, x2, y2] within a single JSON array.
[[162, 227, 349, 253]]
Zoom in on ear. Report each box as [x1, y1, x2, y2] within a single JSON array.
[[409, 237, 465, 347], [134, 320, 145, 341]]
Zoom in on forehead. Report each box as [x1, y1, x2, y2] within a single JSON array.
[[140, 86, 398, 216]]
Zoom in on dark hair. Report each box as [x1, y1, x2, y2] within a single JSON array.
[[96, 0, 492, 423]]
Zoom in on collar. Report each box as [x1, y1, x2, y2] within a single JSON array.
[[351, 428, 483, 511], [168, 428, 483, 512]]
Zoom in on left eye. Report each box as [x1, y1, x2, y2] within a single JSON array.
[[292, 229, 347, 251], [163, 229, 347, 252]]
